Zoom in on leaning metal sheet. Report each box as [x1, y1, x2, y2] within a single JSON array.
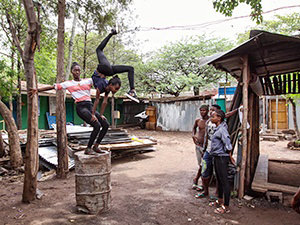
[[39, 146, 75, 169]]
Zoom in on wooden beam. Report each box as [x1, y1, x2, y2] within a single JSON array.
[[259, 76, 266, 95], [255, 59, 300, 76], [298, 72, 300, 93], [246, 92, 254, 189], [293, 73, 297, 94], [111, 95, 116, 129], [239, 55, 250, 199], [266, 76, 274, 95], [288, 73, 291, 93], [283, 74, 287, 94], [272, 76, 279, 95], [278, 75, 283, 94]]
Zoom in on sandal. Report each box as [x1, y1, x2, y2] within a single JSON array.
[[196, 186, 204, 192], [214, 205, 230, 214], [84, 148, 96, 155], [192, 183, 198, 190], [92, 146, 106, 154], [195, 192, 207, 199], [209, 200, 221, 207], [209, 195, 219, 201]]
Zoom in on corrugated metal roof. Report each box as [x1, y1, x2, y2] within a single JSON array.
[[199, 30, 300, 78], [149, 90, 217, 103]]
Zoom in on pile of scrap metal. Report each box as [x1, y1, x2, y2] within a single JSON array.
[[2, 126, 157, 171]]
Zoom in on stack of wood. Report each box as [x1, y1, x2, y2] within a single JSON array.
[[68, 127, 157, 160], [260, 129, 298, 142]]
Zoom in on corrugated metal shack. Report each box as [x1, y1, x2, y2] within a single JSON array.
[[150, 91, 217, 131], [199, 30, 300, 198]]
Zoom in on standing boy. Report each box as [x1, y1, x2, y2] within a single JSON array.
[[192, 105, 209, 190]]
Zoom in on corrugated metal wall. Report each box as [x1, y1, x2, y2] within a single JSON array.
[[288, 100, 300, 129], [153, 100, 212, 131]]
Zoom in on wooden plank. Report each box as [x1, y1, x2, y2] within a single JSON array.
[[100, 139, 157, 151], [283, 74, 287, 94], [111, 96, 116, 129], [272, 76, 279, 95], [250, 92, 260, 186], [252, 182, 299, 194], [266, 76, 275, 95], [259, 76, 266, 95], [269, 161, 300, 187], [278, 75, 283, 94], [288, 73, 292, 93], [239, 55, 249, 199], [293, 73, 297, 94], [269, 158, 300, 164], [297, 72, 300, 94], [246, 90, 254, 190]]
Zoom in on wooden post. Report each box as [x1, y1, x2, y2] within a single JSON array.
[[275, 96, 278, 134], [246, 91, 254, 189], [0, 131, 5, 158], [262, 96, 266, 133], [239, 55, 250, 199], [56, 0, 68, 178], [111, 95, 116, 129]]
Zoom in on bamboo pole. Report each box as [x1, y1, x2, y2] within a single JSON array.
[[239, 55, 249, 199]]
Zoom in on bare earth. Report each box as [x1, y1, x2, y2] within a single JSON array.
[[0, 128, 299, 225]]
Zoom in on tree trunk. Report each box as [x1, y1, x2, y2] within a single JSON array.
[[21, 0, 40, 203], [17, 57, 22, 130], [0, 100, 23, 167], [65, 9, 77, 81], [289, 98, 300, 140], [56, 0, 68, 178], [0, 131, 5, 158]]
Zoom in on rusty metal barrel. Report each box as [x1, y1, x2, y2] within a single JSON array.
[[74, 151, 111, 214]]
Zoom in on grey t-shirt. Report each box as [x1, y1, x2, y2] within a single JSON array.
[[210, 122, 232, 157]]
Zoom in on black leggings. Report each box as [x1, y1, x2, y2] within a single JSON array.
[[214, 156, 230, 206], [96, 33, 135, 90], [76, 101, 109, 148]]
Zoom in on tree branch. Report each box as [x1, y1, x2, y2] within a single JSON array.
[[5, 11, 24, 59]]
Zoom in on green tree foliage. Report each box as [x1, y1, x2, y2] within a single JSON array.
[[213, 0, 263, 24], [237, 13, 300, 43], [136, 36, 234, 96], [0, 60, 16, 101]]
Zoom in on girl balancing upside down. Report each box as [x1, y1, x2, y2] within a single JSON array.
[[31, 62, 121, 155], [92, 29, 137, 98]]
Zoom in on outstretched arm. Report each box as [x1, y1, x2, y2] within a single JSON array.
[[29, 85, 55, 97], [225, 108, 238, 118]]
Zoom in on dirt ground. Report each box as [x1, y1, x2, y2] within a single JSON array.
[[0, 128, 299, 225]]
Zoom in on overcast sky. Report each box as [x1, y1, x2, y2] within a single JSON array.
[[128, 0, 300, 53]]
